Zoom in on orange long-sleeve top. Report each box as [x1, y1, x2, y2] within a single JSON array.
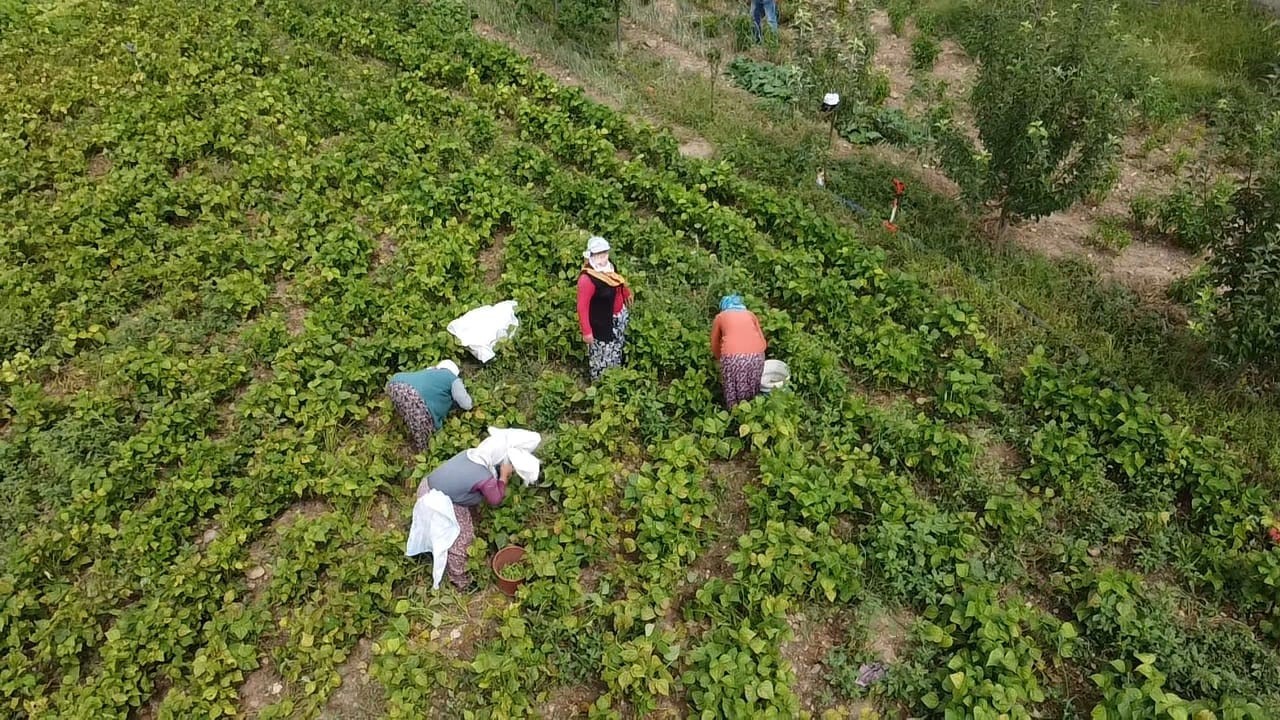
[[710, 310, 767, 358]]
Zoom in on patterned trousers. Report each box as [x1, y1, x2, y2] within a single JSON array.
[[448, 504, 476, 589], [587, 308, 630, 381], [386, 381, 436, 451], [720, 353, 766, 408]]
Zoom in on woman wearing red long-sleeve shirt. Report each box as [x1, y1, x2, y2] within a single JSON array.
[[576, 235, 633, 381]]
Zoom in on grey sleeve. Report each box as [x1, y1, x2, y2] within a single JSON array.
[[450, 377, 473, 410]]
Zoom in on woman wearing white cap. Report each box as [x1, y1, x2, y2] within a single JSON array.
[[416, 445, 514, 590], [385, 360, 473, 450], [576, 235, 633, 381]]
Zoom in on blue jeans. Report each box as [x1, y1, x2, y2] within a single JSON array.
[[752, 0, 778, 41]]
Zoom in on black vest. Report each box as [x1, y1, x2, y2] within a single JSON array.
[[585, 274, 618, 341]]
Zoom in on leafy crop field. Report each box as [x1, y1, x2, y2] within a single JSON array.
[[2, 0, 1278, 718]]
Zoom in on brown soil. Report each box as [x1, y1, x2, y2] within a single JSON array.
[[868, 10, 914, 110], [319, 637, 384, 720], [578, 564, 605, 595], [237, 659, 286, 717], [43, 363, 94, 401], [478, 228, 509, 285], [1108, 239, 1201, 293], [650, 693, 689, 719], [134, 677, 170, 720], [197, 524, 221, 547], [867, 9, 975, 116], [1009, 123, 1209, 295], [273, 278, 307, 336], [969, 427, 1022, 475], [623, 20, 710, 76], [86, 152, 112, 178], [1012, 215, 1199, 295], [933, 39, 977, 100], [366, 494, 402, 535], [678, 137, 716, 159], [983, 440, 1022, 474], [432, 587, 508, 661], [535, 682, 606, 718], [855, 385, 908, 412], [372, 231, 397, 269], [271, 499, 331, 530], [864, 608, 914, 664], [780, 611, 849, 715]]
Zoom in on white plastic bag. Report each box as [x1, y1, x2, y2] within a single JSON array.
[[446, 300, 519, 363], [465, 426, 543, 486], [405, 489, 459, 589]]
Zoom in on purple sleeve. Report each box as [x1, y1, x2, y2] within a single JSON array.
[[473, 477, 508, 506]]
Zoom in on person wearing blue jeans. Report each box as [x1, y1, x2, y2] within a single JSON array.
[[752, 0, 778, 42]]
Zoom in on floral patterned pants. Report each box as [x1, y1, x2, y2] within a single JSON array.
[[386, 381, 436, 451], [448, 504, 476, 589], [587, 308, 630, 381], [720, 353, 766, 408]]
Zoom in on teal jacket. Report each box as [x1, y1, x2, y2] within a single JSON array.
[[390, 367, 472, 427]]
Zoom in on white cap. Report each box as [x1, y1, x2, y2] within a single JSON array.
[[435, 359, 460, 376], [583, 235, 611, 259], [823, 92, 841, 107]]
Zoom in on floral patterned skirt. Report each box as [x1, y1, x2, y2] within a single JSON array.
[[720, 353, 766, 408], [386, 381, 436, 451], [587, 308, 630, 381]]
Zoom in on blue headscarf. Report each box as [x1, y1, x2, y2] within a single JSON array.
[[719, 294, 747, 312]]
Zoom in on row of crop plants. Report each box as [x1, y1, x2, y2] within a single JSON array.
[[2, 0, 1277, 716]]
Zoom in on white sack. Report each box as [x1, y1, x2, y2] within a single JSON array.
[[446, 300, 519, 363], [405, 489, 459, 589], [466, 426, 543, 486]]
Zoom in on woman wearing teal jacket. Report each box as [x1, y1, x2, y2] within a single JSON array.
[[386, 360, 473, 450]]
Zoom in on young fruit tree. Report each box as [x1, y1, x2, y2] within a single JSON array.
[[933, 1, 1125, 227], [1189, 170, 1280, 377]]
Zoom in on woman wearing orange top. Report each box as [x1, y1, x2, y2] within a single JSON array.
[[710, 294, 768, 407]]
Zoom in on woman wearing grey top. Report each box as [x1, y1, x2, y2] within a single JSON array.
[[417, 451, 513, 589]]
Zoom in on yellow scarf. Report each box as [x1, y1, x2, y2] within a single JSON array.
[[582, 262, 626, 288]]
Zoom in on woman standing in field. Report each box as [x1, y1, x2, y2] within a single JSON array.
[[576, 235, 633, 381], [711, 294, 767, 408], [386, 360, 472, 450]]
